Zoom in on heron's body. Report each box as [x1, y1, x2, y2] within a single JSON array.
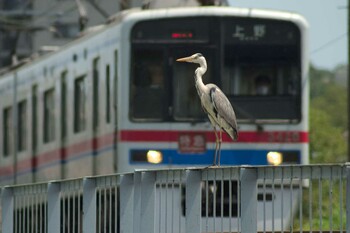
[[177, 53, 238, 165], [196, 81, 237, 140]]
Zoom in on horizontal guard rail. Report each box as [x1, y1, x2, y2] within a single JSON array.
[[1, 164, 349, 233]]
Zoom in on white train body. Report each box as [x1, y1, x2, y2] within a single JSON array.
[[0, 7, 308, 231]]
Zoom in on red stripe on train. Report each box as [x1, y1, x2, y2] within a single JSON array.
[[0, 130, 308, 178], [120, 130, 309, 143]]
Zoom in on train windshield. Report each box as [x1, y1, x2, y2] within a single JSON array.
[[130, 17, 301, 123]]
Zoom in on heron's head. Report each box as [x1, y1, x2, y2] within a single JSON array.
[[176, 53, 205, 64]]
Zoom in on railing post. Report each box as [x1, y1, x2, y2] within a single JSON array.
[[83, 177, 97, 233], [186, 169, 202, 233], [141, 171, 156, 233], [2, 187, 14, 233], [133, 172, 141, 233], [48, 182, 61, 233], [240, 167, 258, 233], [346, 164, 350, 233], [120, 174, 134, 233]]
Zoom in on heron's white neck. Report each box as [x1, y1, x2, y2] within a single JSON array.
[[194, 58, 208, 94], [195, 58, 207, 77]]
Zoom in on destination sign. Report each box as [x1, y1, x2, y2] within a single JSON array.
[[232, 24, 267, 41], [171, 31, 194, 39], [131, 17, 299, 45], [224, 19, 299, 45], [131, 18, 210, 43]]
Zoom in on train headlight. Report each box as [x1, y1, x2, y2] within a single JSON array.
[[267, 151, 283, 166], [147, 150, 163, 164]]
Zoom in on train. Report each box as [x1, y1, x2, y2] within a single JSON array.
[[0, 6, 309, 231]]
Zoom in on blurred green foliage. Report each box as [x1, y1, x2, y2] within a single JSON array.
[[309, 64, 347, 163], [291, 64, 348, 231]]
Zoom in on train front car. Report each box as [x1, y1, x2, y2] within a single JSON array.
[[121, 8, 308, 171], [119, 7, 309, 231]]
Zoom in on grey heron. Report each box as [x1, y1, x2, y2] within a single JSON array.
[[176, 53, 238, 166]]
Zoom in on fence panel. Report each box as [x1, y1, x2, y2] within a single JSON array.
[[61, 179, 83, 233], [2, 183, 48, 233], [154, 170, 186, 233], [94, 175, 120, 233], [257, 165, 348, 232], [1, 164, 349, 233]]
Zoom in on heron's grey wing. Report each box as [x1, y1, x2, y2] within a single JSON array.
[[209, 85, 238, 132]]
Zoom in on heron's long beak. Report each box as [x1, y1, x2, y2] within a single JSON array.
[[176, 56, 193, 62]]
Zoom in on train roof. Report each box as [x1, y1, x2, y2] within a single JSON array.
[[122, 6, 307, 23], [0, 6, 308, 77], [114, 6, 308, 33]]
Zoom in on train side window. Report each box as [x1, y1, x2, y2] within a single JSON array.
[[32, 85, 38, 150], [61, 71, 67, 140], [44, 88, 55, 143], [106, 64, 111, 123], [93, 57, 99, 130], [3, 107, 13, 157], [74, 76, 86, 133], [18, 100, 27, 151]]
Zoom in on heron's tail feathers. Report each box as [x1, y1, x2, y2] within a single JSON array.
[[226, 127, 238, 141]]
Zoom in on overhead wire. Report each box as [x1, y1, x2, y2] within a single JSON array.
[[311, 32, 347, 55]]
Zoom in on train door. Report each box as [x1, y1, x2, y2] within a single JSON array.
[[92, 57, 100, 175], [31, 84, 38, 181], [113, 50, 118, 172], [128, 47, 171, 170]]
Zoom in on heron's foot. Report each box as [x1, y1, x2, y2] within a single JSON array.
[[204, 164, 218, 169]]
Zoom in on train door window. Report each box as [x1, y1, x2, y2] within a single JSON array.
[[61, 71, 67, 140], [32, 85, 38, 150], [130, 49, 166, 121], [93, 58, 99, 130], [223, 63, 299, 96], [18, 100, 27, 151], [74, 76, 86, 133], [222, 18, 301, 121], [172, 50, 214, 120], [3, 107, 13, 157], [44, 88, 55, 143], [106, 64, 111, 123]]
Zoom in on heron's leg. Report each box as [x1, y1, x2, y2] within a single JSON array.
[[217, 128, 222, 166], [212, 125, 219, 166], [208, 116, 219, 166]]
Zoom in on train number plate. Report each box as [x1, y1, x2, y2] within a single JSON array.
[[178, 133, 206, 154]]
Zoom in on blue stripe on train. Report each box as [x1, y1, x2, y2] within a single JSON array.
[[129, 149, 300, 165]]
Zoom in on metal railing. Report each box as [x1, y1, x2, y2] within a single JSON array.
[[1, 164, 350, 233]]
